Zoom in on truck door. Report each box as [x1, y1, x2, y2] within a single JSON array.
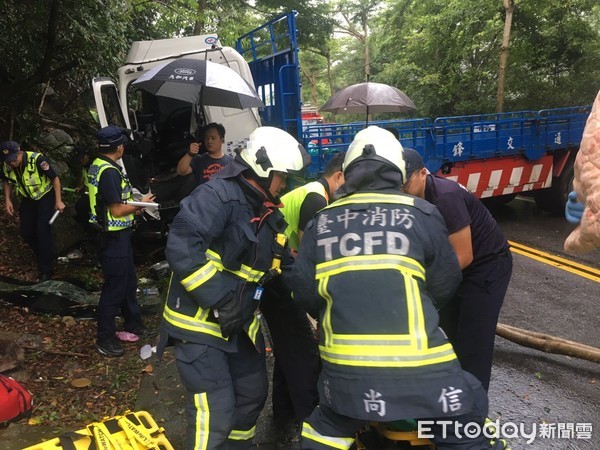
[[91, 77, 132, 130]]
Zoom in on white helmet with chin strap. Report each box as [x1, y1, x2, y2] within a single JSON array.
[[343, 126, 406, 182], [239, 126, 311, 179]]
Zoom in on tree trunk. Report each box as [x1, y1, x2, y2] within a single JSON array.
[[193, 0, 208, 35], [496, 0, 515, 113], [363, 18, 370, 80], [326, 53, 334, 96], [496, 323, 600, 363], [310, 74, 318, 107]]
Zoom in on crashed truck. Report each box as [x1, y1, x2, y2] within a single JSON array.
[[90, 11, 302, 238], [91, 8, 591, 231]]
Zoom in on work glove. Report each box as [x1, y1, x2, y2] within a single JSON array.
[[214, 290, 244, 338], [565, 191, 584, 224]]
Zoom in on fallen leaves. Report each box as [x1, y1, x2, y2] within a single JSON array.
[[0, 302, 160, 428], [71, 378, 92, 388]]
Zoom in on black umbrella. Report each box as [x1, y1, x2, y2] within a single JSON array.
[[132, 58, 264, 109], [321, 81, 416, 125]]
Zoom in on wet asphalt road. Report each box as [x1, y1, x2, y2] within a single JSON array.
[[486, 196, 599, 449]]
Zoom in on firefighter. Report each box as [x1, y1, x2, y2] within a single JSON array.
[[157, 126, 311, 450], [89, 126, 156, 357], [260, 153, 345, 434], [1, 140, 65, 281], [293, 126, 507, 449]]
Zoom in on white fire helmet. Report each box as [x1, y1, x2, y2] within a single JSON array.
[[239, 126, 311, 179], [343, 126, 406, 181]]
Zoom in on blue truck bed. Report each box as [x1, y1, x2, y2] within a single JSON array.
[[302, 106, 591, 179]]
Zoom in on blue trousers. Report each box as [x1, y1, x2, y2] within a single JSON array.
[[174, 334, 268, 450], [96, 229, 142, 341], [19, 191, 55, 277], [438, 251, 513, 391]]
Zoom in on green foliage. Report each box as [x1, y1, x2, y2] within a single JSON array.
[[505, 0, 600, 109], [369, 0, 600, 116], [1, 0, 598, 144], [0, 0, 132, 140]]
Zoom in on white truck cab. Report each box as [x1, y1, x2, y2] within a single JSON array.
[[92, 33, 261, 162], [90, 11, 302, 227]]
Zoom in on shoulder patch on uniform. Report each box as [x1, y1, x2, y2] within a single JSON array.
[[40, 161, 50, 171]]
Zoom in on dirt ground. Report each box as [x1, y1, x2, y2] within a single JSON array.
[[0, 200, 164, 440]]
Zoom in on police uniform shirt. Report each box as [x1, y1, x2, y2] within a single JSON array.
[[190, 153, 233, 185], [0, 154, 58, 195], [424, 174, 508, 265]]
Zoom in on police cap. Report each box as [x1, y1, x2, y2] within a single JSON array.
[[0, 141, 21, 163], [97, 126, 128, 151]]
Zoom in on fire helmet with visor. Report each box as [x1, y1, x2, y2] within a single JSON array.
[[343, 126, 406, 183], [238, 126, 311, 180]]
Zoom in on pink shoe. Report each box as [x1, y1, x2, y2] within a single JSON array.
[[115, 331, 140, 342]]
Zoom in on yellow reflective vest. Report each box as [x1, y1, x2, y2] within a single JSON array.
[[87, 157, 134, 231], [280, 180, 328, 251], [2, 152, 52, 200]]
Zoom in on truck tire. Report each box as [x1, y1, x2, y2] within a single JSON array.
[[534, 153, 575, 215], [481, 193, 518, 208]]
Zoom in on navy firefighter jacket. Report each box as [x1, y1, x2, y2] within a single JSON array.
[[159, 161, 287, 353], [293, 189, 477, 422]]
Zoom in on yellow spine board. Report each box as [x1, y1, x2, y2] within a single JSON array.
[[22, 410, 174, 450]]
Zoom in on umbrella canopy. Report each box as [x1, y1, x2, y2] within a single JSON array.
[[320, 82, 416, 119], [133, 58, 264, 109]]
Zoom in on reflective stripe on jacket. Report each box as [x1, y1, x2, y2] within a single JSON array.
[[293, 190, 475, 420], [87, 158, 134, 231], [2, 152, 52, 200], [280, 180, 327, 251], [160, 175, 286, 352]]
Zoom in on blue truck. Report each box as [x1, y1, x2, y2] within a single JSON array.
[[91, 10, 590, 216], [236, 12, 590, 214]]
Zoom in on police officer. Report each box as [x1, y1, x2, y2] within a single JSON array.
[[293, 126, 506, 449], [260, 153, 345, 431], [158, 126, 311, 450], [73, 145, 93, 229], [1, 140, 65, 281], [280, 153, 345, 251], [402, 148, 513, 391], [89, 126, 156, 357]]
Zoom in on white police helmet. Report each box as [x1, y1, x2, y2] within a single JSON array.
[[343, 126, 406, 180], [239, 126, 311, 179]]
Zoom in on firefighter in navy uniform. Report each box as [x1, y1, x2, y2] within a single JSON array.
[[89, 126, 156, 357], [292, 126, 507, 449], [157, 126, 311, 450], [1, 140, 65, 281]]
